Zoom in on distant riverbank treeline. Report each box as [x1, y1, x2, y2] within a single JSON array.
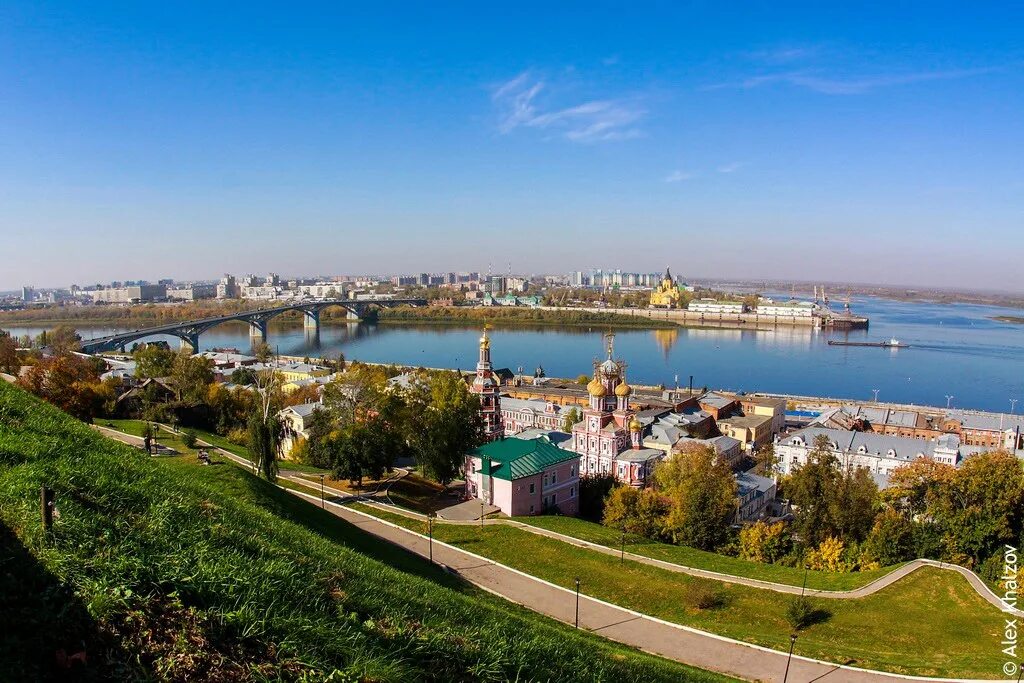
[[376, 305, 677, 329], [0, 302, 678, 330]]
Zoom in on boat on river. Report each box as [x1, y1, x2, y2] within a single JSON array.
[[827, 337, 909, 348]]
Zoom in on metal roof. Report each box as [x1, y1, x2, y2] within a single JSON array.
[[472, 437, 579, 481]]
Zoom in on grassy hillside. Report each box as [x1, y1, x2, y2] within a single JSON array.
[[0, 381, 730, 682]]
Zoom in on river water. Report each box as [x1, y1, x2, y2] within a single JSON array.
[[5, 296, 1023, 412]]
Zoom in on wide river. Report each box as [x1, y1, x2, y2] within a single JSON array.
[[5, 296, 1023, 412]]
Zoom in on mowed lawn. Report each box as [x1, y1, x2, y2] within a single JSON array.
[[516, 515, 900, 591], [350, 503, 1006, 679]]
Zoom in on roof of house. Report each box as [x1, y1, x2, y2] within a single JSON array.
[[280, 402, 322, 418], [778, 427, 960, 462], [699, 392, 737, 410], [719, 413, 773, 429], [735, 470, 775, 496], [515, 428, 573, 446], [471, 437, 578, 480]]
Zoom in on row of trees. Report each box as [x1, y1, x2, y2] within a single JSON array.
[[292, 365, 485, 487], [600, 432, 1024, 579]]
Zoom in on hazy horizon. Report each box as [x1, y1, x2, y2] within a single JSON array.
[[2, 3, 1022, 291]]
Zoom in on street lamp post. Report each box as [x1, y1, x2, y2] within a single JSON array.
[[574, 577, 581, 629], [871, 388, 880, 403], [480, 499, 484, 530], [428, 513, 434, 564], [319, 474, 325, 508], [620, 529, 626, 564], [783, 633, 798, 683], [945, 395, 954, 409], [1011, 398, 1019, 415]]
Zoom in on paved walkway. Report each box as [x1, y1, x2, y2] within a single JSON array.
[[92, 425, 1008, 681]]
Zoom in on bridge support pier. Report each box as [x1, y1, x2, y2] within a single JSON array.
[[303, 309, 320, 334], [346, 306, 361, 321], [249, 320, 267, 344], [180, 333, 200, 353]]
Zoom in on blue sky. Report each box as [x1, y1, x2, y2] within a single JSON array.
[[1, 2, 1022, 291]]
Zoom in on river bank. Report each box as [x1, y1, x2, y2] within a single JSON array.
[[0, 303, 679, 331]]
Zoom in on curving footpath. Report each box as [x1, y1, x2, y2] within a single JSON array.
[[94, 425, 1014, 682]]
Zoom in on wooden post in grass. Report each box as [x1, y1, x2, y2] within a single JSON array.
[[40, 485, 54, 533]]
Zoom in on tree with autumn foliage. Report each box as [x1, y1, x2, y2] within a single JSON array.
[[16, 353, 112, 421]]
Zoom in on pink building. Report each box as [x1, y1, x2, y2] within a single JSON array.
[[571, 334, 665, 487], [464, 436, 580, 517]]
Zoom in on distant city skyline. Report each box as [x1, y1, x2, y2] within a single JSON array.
[[1, 3, 1022, 291]]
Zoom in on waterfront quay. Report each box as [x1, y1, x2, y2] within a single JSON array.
[[539, 305, 869, 330]]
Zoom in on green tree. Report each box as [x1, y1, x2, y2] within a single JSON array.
[[410, 371, 484, 484], [933, 451, 1024, 566], [861, 510, 915, 567], [247, 367, 283, 481], [169, 350, 214, 403], [133, 344, 176, 378], [655, 445, 737, 550], [575, 374, 590, 385], [829, 464, 879, 543], [229, 367, 257, 385], [786, 434, 841, 547], [562, 406, 581, 432], [602, 486, 666, 539]]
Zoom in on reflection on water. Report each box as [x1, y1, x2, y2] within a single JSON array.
[[5, 295, 1024, 411]]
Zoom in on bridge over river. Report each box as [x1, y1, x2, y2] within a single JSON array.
[[79, 298, 426, 353]]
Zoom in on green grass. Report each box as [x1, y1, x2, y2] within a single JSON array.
[[0, 382, 732, 682], [104, 418, 330, 474], [516, 515, 900, 591], [348, 505, 1006, 678]]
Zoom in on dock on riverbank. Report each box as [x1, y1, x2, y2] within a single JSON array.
[[538, 305, 869, 330]]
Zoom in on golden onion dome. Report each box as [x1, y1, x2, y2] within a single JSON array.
[[587, 378, 606, 397], [628, 416, 642, 432], [614, 381, 632, 397]]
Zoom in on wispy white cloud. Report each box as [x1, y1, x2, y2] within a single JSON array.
[[745, 46, 820, 65], [664, 170, 694, 183], [491, 72, 646, 143], [706, 66, 994, 95], [717, 161, 746, 174]]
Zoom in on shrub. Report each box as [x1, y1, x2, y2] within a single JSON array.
[[227, 427, 248, 446], [182, 429, 198, 449], [786, 596, 814, 631], [739, 521, 790, 564], [687, 584, 725, 611]]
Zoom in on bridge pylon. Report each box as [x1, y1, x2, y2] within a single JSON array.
[[249, 320, 268, 344], [302, 308, 320, 334]]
